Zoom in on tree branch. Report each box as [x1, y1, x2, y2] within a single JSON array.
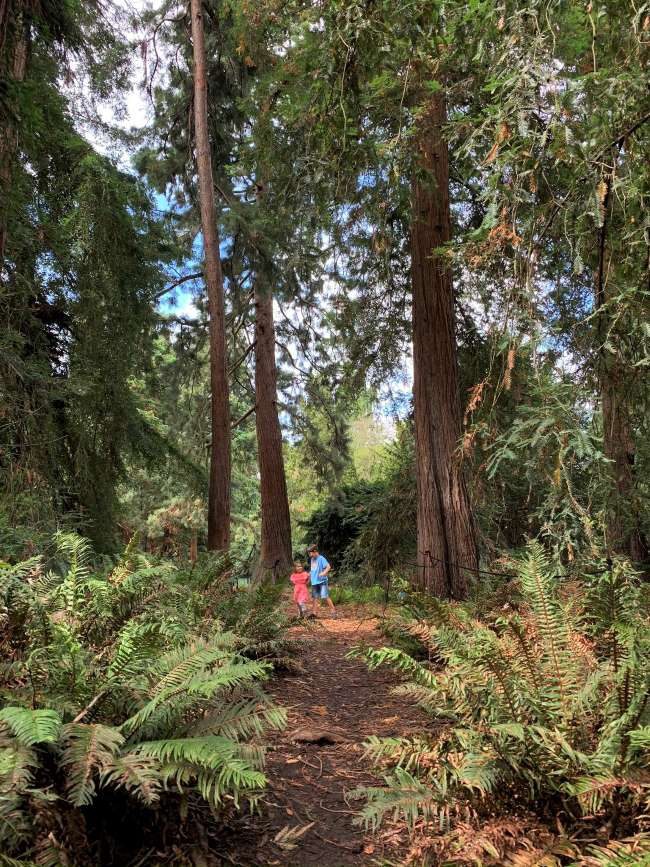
[[154, 272, 202, 302], [231, 405, 257, 429], [228, 340, 256, 375]]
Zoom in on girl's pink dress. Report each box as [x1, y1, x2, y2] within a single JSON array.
[[290, 571, 310, 605]]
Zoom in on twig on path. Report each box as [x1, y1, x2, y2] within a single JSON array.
[[318, 801, 358, 816], [299, 755, 323, 778], [312, 829, 360, 851]]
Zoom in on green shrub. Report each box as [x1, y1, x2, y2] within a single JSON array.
[[0, 533, 286, 865], [300, 428, 417, 584], [329, 584, 387, 606], [351, 544, 649, 850]]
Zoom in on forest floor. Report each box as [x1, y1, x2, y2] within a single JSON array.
[[220, 604, 426, 867]]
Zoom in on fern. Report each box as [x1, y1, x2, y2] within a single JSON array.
[[52, 532, 92, 613], [61, 722, 125, 806], [0, 533, 287, 862], [132, 736, 267, 806], [98, 752, 161, 805], [0, 709, 62, 746], [351, 767, 441, 830], [353, 542, 650, 835], [570, 836, 650, 866]]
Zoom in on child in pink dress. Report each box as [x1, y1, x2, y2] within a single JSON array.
[[289, 560, 310, 617]]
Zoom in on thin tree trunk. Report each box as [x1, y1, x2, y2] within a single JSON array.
[[254, 284, 292, 582], [410, 92, 478, 599], [595, 171, 648, 562], [601, 379, 647, 560], [0, 0, 28, 265], [190, 0, 231, 550]]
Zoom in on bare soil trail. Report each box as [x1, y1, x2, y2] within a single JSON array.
[[222, 607, 426, 867]]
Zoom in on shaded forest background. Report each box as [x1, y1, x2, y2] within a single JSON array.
[[1, 0, 649, 865], [2, 0, 649, 581]]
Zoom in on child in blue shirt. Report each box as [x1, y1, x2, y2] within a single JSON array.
[[307, 544, 337, 618]]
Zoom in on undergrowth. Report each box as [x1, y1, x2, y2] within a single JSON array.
[[0, 533, 289, 866], [350, 543, 650, 866]]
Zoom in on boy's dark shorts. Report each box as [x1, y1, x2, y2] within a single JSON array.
[[311, 581, 329, 599]]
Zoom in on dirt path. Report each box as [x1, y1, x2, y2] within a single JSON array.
[[222, 607, 425, 867]]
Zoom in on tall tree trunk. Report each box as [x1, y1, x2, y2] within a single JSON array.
[[596, 172, 648, 562], [601, 377, 647, 560], [0, 0, 28, 266], [190, 0, 230, 550], [254, 284, 292, 582], [410, 92, 478, 599]]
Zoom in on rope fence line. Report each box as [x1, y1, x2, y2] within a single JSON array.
[[239, 550, 620, 590], [406, 553, 615, 582]]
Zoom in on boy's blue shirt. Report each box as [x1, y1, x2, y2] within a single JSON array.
[[309, 554, 329, 585]]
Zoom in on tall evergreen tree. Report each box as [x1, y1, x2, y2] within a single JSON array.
[[189, 0, 231, 550], [246, 0, 479, 596], [411, 92, 477, 597], [254, 278, 292, 579]]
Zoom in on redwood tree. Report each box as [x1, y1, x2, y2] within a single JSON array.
[[190, 0, 231, 550], [411, 94, 478, 598], [596, 164, 648, 562], [254, 282, 292, 581], [0, 1, 28, 264]]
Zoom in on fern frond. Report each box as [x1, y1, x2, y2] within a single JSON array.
[[572, 835, 650, 866], [516, 543, 576, 714], [151, 640, 235, 692], [61, 723, 124, 806], [351, 766, 441, 830], [0, 709, 61, 746], [0, 741, 37, 791], [53, 532, 92, 612], [629, 727, 650, 752], [109, 533, 142, 586], [121, 657, 270, 737], [0, 856, 39, 867], [107, 621, 167, 684], [99, 753, 161, 805], [185, 695, 286, 741], [133, 736, 267, 805]]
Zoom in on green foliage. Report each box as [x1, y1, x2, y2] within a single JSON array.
[[484, 374, 609, 560], [351, 544, 649, 845], [328, 584, 386, 606], [0, 533, 287, 864], [301, 423, 416, 580]]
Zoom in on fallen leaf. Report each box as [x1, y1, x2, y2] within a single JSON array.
[[274, 822, 316, 850]]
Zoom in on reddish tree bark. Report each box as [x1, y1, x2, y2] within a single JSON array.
[[254, 285, 292, 582], [595, 173, 648, 562], [410, 93, 478, 599], [190, 0, 231, 550], [0, 1, 28, 265]]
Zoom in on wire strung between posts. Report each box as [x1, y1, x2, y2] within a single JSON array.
[[406, 554, 613, 582]]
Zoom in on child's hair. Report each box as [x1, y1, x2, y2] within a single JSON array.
[[293, 560, 303, 570]]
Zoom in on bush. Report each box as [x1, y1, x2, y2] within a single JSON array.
[[0, 533, 286, 865], [351, 544, 650, 860], [328, 583, 387, 606], [300, 426, 417, 583]]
